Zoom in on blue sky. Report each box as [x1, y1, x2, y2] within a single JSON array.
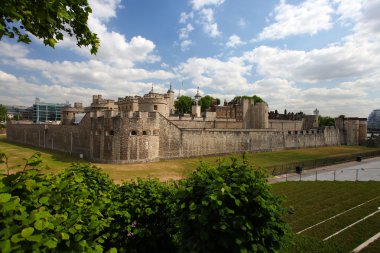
[[1, 0, 380, 117]]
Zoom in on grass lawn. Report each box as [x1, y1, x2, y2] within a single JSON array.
[[1, 134, 380, 183], [272, 181, 380, 252]]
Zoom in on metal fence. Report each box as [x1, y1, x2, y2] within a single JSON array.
[[281, 168, 380, 182], [268, 150, 380, 176]]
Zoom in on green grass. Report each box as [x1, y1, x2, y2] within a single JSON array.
[[1, 134, 380, 183], [272, 181, 380, 252]]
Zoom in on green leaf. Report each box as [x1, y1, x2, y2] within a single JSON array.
[[189, 202, 196, 211], [0, 240, 11, 253], [61, 232, 70, 240], [108, 248, 117, 253], [27, 234, 43, 242], [0, 193, 11, 203], [21, 227, 34, 238], [44, 239, 58, 249], [39, 196, 49, 204], [34, 220, 46, 231], [11, 233, 24, 243]]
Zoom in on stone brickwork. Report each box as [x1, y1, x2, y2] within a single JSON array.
[[5, 90, 365, 164]]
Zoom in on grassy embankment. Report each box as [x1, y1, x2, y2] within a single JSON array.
[[1, 134, 380, 183], [273, 181, 380, 253]]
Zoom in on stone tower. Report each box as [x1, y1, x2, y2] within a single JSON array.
[[166, 84, 175, 115]]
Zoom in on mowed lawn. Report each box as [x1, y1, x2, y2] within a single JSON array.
[[1, 134, 380, 183], [272, 181, 380, 253]]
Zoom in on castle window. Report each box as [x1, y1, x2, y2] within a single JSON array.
[[131, 130, 137, 136], [142, 130, 148, 135], [109, 130, 114, 135], [154, 105, 158, 110]]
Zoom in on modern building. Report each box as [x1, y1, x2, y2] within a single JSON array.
[[368, 109, 380, 131], [33, 98, 69, 123]]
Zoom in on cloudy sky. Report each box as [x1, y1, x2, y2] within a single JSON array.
[[1, 0, 380, 117]]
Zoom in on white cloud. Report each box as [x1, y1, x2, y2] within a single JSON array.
[[238, 18, 247, 28], [55, 0, 160, 67], [244, 40, 380, 83], [0, 42, 29, 58], [178, 23, 194, 51], [177, 56, 252, 92], [0, 70, 102, 106], [258, 0, 334, 40], [333, 0, 364, 24], [226, 35, 244, 48], [199, 8, 221, 37], [179, 12, 194, 24], [190, 0, 225, 10], [89, 0, 121, 21]]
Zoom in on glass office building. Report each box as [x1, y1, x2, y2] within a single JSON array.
[[368, 109, 380, 131], [33, 98, 68, 123]]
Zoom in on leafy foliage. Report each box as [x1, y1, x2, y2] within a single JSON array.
[[0, 159, 117, 252], [0, 153, 290, 252], [0, 105, 7, 121], [319, 116, 335, 127], [175, 96, 194, 114], [0, 0, 99, 54], [233, 95, 265, 104], [177, 158, 290, 253], [108, 179, 178, 253], [199, 95, 220, 111]]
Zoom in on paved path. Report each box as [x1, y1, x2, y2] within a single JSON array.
[[269, 157, 380, 183]]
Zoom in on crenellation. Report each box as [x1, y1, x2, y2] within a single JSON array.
[[6, 87, 365, 163]]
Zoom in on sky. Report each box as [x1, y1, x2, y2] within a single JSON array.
[[1, 0, 380, 117]]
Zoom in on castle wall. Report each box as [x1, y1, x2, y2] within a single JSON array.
[[6, 112, 342, 164], [169, 117, 243, 129], [268, 119, 304, 131], [6, 114, 91, 158], [176, 127, 340, 158]]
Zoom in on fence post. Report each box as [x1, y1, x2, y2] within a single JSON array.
[[356, 169, 359, 181], [334, 170, 336, 181], [315, 170, 318, 181], [286, 172, 288, 182]]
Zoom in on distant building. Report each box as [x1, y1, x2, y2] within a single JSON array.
[[33, 98, 68, 123], [5, 105, 33, 121], [368, 109, 380, 131]]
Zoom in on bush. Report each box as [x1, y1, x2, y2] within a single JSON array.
[[108, 178, 178, 253], [0, 161, 117, 252], [1, 153, 291, 252], [177, 158, 290, 253]]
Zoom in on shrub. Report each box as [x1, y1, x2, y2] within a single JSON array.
[[0, 160, 117, 252], [108, 178, 178, 253], [177, 158, 290, 253]]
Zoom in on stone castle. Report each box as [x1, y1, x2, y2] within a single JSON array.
[[6, 87, 367, 163]]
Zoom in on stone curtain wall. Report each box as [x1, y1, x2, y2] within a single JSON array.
[[6, 115, 91, 158], [268, 120, 304, 132], [177, 127, 340, 158], [6, 114, 341, 163]]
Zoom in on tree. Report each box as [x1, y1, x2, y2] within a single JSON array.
[[175, 96, 194, 114], [199, 95, 212, 111], [233, 95, 265, 104], [199, 95, 221, 111], [0, 104, 7, 121], [0, 0, 99, 54], [319, 116, 335, 127]]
